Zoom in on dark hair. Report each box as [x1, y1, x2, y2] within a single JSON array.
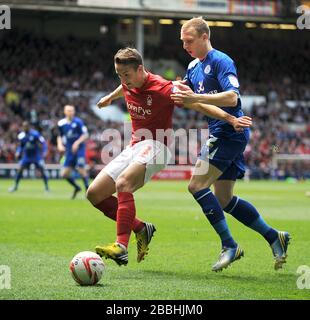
[[114, 47, 143, 70]]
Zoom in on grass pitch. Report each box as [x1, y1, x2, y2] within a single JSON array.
[[0, 179, 309, 300]]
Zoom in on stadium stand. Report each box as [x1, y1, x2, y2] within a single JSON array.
[[0, 27, 309, 179]]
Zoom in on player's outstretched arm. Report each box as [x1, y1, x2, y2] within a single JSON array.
[[171, 88, 238, 107], [97, 85, 124, 109], [186, 102, 252, 131]]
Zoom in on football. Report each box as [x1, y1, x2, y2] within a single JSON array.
[[69, 251, 105, 286]]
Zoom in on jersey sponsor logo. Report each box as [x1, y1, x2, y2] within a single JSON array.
[[228, 75, 240, 88], [204, 64, 211, 74], [147, 95, 152, 106], [127, 102, 152, 118], [208, 90, 218, 94]]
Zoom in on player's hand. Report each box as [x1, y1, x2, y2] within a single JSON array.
[[15, 152, 21, 160], [172, 80, 190, 92], [231, 116, 252, 132], [71, 142, 80, 154], [171, 89, 196, 105], [97, 95, 113, 108], [58, 145, 66, 153]]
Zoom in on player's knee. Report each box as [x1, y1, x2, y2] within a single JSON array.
[[115, 177, 132, 193], [86, 185, 97, 204], [61, 171, 70, 178], [188, 181, 200, 194], [188, 180, 210, 195]]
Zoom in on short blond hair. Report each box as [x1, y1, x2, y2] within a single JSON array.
[[182, 17, 211, 38]]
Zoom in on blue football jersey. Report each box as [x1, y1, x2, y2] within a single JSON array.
[[57, 117, 88, 153], [185, 49, 248, 140], [17, 129, 47, 160]]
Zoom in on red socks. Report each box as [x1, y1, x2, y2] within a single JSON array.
[[94, 195, 144, 234], [116, 192, 136, 248]]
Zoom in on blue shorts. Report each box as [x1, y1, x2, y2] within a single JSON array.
[[198, 134, 248, 181], [20, 158, 45, 169], [64, 150, 86, 168]]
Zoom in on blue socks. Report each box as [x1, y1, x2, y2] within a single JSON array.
[[38, 167, 49, 191], [66, 177, 80, 190], [193, 188, 237, 248], [14, 171, 23, 189], [224, 196, 278, 245], [82, 176, 89, 190]]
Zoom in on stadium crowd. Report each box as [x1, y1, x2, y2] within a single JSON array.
[[0, 30, 309, 179]]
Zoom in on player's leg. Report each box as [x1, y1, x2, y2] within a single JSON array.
[[95, 140, 167, 265], [35, 160, 49, 191], [214, 167, 290, 270], [188, 163, 243, 271], [188, 137, 245, 271], [62, 155, 82, 199], [75, 152, 89, 191], [9, 164, 26, 192], [95, 162, 147, 266], [76, 167, 89, 191], [189, 162, 238, 250], [86, 168, 145, 233]]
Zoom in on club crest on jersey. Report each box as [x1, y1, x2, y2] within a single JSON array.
[[147, 95, 152, 106], [204, 65, 211, 74]]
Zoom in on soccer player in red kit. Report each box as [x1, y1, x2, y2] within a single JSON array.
[[86, 48, 252, 266]]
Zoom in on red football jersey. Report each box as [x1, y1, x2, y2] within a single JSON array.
[[122, 72, 175, 146]]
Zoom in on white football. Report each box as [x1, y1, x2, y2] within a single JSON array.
[[69, 251, 105, 286]]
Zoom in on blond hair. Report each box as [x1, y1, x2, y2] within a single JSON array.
[[182, 17, 211, 39]]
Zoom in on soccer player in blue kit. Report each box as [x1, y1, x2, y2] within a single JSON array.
[[9, 121, 49, 192], [57, 105, 89, 199], [171, 17, 290, 272]]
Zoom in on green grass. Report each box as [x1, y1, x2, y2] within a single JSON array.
[[0, 179, 310, 300]]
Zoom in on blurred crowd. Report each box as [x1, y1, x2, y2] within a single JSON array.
[[0, 30, 309, 179]]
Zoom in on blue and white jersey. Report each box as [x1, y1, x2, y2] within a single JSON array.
[[17, 129, 47, 160], [57, 117, 88, 154], [185, 49, 248, 140]]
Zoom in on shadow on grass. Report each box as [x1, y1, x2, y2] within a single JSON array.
[[137, 268, 297, 284]]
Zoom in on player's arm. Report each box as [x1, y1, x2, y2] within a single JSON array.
[[15, 134, 24, 160], [171, 58, 240, 107], [71, 133, 88, 154], [57, 135, 65, 153], [72, 125, 89, 154], [39, 136, 48, 158], [185, 102, 252, 131], [97, 85, 124, 108], [171, 87, 238, 107], [15, 145, 22, 160]]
